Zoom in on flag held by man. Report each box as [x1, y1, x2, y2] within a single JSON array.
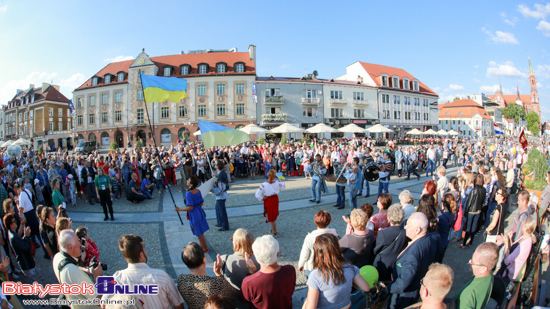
[[493, 123, 503, 135], [198, 119, 250, 149], [140, 72, 187, 104]]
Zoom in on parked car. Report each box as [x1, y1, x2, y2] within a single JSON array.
[[74, 141, 97, 154]]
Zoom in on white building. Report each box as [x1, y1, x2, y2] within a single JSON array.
[[337, 61, 439, 136], [438, 99, 494, 137]]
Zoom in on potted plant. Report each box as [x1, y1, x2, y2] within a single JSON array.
[[110, 142, 118, 152], [135, 140, 143, 149], [522, 148, 548, 200]]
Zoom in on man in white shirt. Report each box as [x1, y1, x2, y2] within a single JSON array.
[[103, 234, 184, 309], [425, 145, 436, 177], [15, 181, 40, 247]]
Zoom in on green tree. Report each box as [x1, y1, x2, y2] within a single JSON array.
[[526, 111, 540, 135], [501, 103, 526, 123]]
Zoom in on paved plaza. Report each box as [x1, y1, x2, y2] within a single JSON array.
[[26, 165, 550, 308]]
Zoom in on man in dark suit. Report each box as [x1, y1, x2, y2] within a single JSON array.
[[386, 212, 440, 309], [80, 161, 98, 205], [372, 205, 408, 282]]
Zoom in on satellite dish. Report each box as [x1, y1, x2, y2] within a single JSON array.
[[7, 145, 22, 158], [313, 70, 318, 77]]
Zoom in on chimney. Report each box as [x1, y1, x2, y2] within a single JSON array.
[[52, 85, 60, 91], [357, 75, 363, 84], [42, 83, 51, 92], [248, 44, 256, 62], [29, 84, 34, 90]]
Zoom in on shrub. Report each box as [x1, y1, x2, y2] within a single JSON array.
[[522, 148, 549, 190], [110, 142, 118, 151], [256, 137, 265, 146], [135, 140, 143, 149], [281, 136, 288, 146], [38, 145, 43, 154]]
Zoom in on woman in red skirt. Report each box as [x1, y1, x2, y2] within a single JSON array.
[[255, 169, 286, 237]]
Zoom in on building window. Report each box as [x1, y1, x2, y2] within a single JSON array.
[[102, 112, 108, 123], [413, 81, 419, 91], [137, 90, 144, 100], [198, 65, 207, 74], [19, 114, 22, 122], [236, 83, 245, 95], [77, 115, 83, 126], [381, 76, 388, 86], [236, 103, 245, 115], [89, 114, 95, 125], [216, 63, 226, 73], [58, 109, 62, 117], [235, 63, 244, 73], [115, 92, 122, 103], [77, 97, 83, 108], [115, 111, 122, 122], [105, 75, 112, 84], [49, 122, 53, 131], [392, 77, 399, 88], [198, 105, 207, 117], [382, 94, 389, 103], [331, 108, 343, 118], [160, 107, 169, 118], [163, 67, 171, 76], [181, 66, 189, 75], [197, 84, 206, 96], [330, 91, 343, 100], [266, 88, 280, 97], [179, 105, 187, 118], [92, 77, 98, 86], [137, 109, 144, 124], [423, 99, 428, 107], [353, 92, 364, 101], [405, 112, 411, 120], [394, 111, 401, 119], [303, 107, 316, 117], [117, 73, 125, 82], [217, 104, 226, 116], [354, 109, 364, 118], [393, 95, 400, 104], [305, 89, 316, 98], [89, 96, 95, 106], [49, 108, 54, 117], [101, 93, 108, 104], [403, 78, 409, 89], [216, 84, 226, 95], [24, 112, 27, 121]]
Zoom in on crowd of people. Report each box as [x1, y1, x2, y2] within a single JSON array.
[[0, 133, 547, 308]]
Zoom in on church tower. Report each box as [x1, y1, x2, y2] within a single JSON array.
[[494, 76, 505, 108], [529, 57, 541, 117]]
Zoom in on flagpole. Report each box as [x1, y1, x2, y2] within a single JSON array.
[[140, 71, 184, 226]]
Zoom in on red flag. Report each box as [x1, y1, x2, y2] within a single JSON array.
[[519, 130, 528, 149]]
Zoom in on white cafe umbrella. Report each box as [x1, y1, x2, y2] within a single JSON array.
[[270, 123, 305, 134], [13, 138, 31, 146], [437, 129, 448, 136], [447, 130, 459, 136], [238, 124, 269, 134], [193, 130, 202, 136], [366, 124, 394, 133], [305, 123, 339, 133], [1, 140, 14, 148], [406, 129, 423, 135], [337, 123, 367, 133], [423, 129, 438, 135]]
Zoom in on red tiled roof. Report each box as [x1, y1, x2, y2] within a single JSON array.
[[359, 62, 438, 96], [77, 51, 256, 90], [487, 94, 532, 104], [39, 85, 69, 103], [502, 117, 514, 123], [438, 99, 492, 120], [256, 76, 378, 89]]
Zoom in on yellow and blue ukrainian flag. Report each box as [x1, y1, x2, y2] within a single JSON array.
[[198, 119, 250, 149], [140, 72, 187, 104]]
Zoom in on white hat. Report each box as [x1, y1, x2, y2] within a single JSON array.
[[34, 179, 39, 184], [68, 174, 73, 179]]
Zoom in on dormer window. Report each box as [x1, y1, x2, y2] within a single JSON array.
[[180, 65, 190, 75], [117, 72, 125, 82], [163, 67, 171, 76], [381, 74, 389, 87], [235, 63, 245, 73], [105, 75, 111, 84], [403, 78, 410, 90], [413, 80, 419, 91], [216, 63, 226, 73], [198, 64, 208, 74], [392, 76, 399, 88]]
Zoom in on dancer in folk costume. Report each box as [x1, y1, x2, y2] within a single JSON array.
[[255, 169, 285, 237]]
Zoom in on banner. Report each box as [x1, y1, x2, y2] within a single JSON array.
[[519, 129, 528, 149]]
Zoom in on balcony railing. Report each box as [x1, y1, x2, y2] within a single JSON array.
[[137, 119, 145, 125], [262, 113, 287, 122], [352, 99, 369, 106], [301, 97, 320, 104], [264, 96, 284, 104], [329, 98, 347, 105]]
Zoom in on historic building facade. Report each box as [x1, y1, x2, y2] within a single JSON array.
[[438, 99, 494, 137], [337, 61, 439, 136], [73, 46, 257, 146], [4, 83, 72, 149]]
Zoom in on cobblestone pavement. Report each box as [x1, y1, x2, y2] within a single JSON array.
[[25, 164, 550, 308]]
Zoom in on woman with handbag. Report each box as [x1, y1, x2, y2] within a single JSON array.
[[485, 187, 509, 241], [460, 173, 487, 249]]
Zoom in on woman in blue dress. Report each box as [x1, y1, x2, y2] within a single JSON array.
[[176, 175, 210, 252]]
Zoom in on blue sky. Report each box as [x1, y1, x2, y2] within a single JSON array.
[[0, 1, 549, 121]]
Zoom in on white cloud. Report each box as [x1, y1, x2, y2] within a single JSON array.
[[536, 64, 550, 78], [0, 5, 6, 12], [473, 78, 481, 83], [537, 20, 550, 37], [104, 55, 134, 63], [449, 84, 464, 91], [474, 65, 479, 69], [281, 64, 290, 69], [486, 61, 528, 78], [480, 85, 500, 93], [433, 87, 441, 92], [537, 82, 543, 89], [518, 3, 550, 19], [439, 95, 456, 103], [482, 27, 519, 44], [0, 72, 86, 107], [501, 12, 519, 26]]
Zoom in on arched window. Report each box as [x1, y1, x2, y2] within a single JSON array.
[[235, 124, 245, 129], [89, 133, 96, 143], [161, 128, 172, 143], [78, 134, 84, 141], [178, 127, 190, 142], [101, 132, 110, 145]]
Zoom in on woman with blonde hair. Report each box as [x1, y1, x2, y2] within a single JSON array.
[[339, 209, 375, 268], [499, 215, 537, 283], [303, 233, 370, 309], [255, 169, 285, 237]]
